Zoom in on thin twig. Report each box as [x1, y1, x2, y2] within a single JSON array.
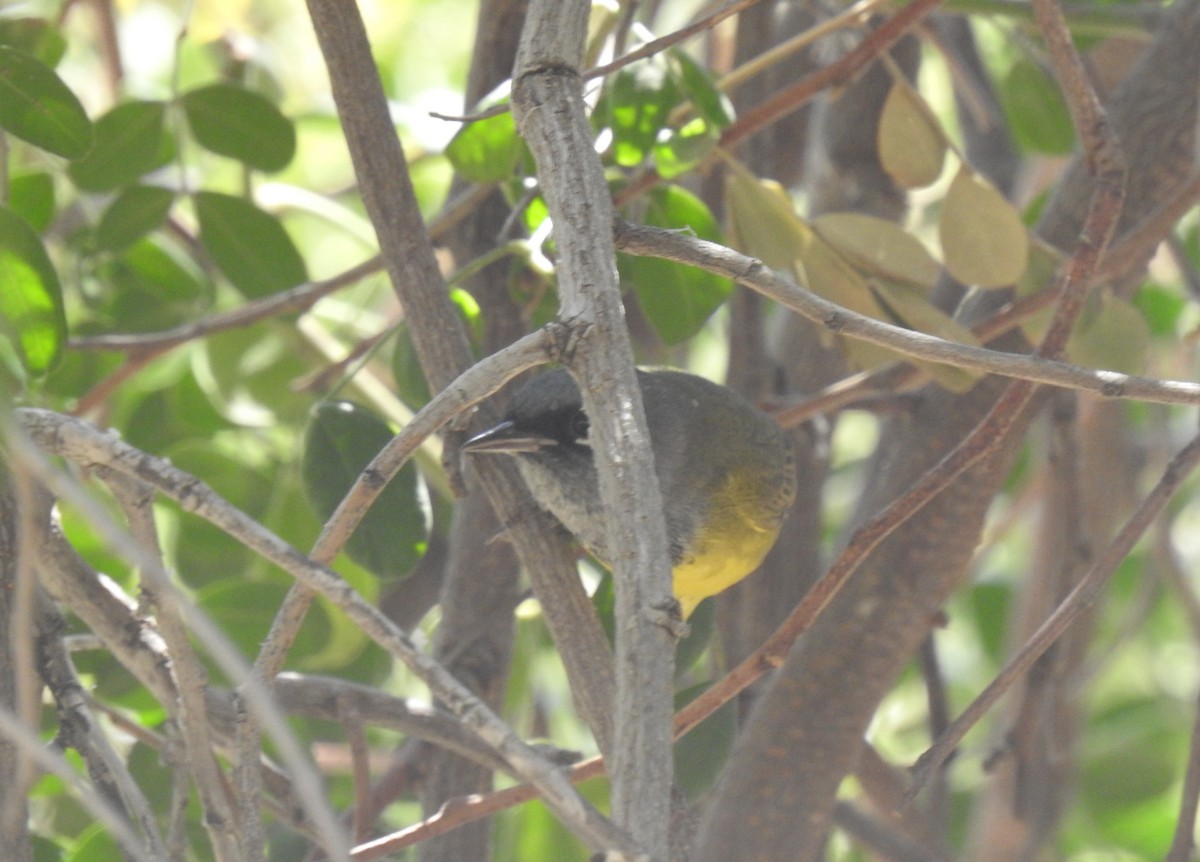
[[723, 0, 942, 146], [907, 432, 1200, 799], [253, 323, 568, 683], [614, 223, 1199, 406], [716, 0, 888, 96], [617, 0, 947, 205], [770, 169, 1200, 426], [1167, 685, 1200, 862], [430, 0, 768, 124], [353, 757, 607, 859], [17, 405, 634, 856], [585, 0, 766, 81], [0, 704, 155, 862], [7, 426, 352, 859], [1028, 0, 1127, 359], [68, 181, 495, 355], [100, 470, 245, 862], [36, 598, 168, 858]]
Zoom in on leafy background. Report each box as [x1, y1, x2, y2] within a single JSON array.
[[2, 0, 1200, 860]]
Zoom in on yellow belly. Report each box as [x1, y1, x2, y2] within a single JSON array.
[[671, 517, 782, 619]]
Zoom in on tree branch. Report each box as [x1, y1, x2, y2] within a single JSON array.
[[614, 222, 1200, 405], [513, 3, 676, 857]]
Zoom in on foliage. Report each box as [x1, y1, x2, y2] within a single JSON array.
[[1, 1, 1199, 860]]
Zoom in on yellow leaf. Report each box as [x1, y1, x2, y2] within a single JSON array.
[[939, 167, 1029, 288], [797, 237, 907, 369], [724, 161, 810, 271], [872, 279, 982, 391], [878, 82, 947, 189], [1066, 291, 1149, 375], [813, 212, 940, 288], [872, 279, 980, 347]]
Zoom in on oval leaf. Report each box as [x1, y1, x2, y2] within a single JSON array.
[[98, 237, 211, 332], [68, 101, 172, 192], [445, 108, 522, 183], [871, 279, 982, 391], [182, 83, 296, 172], [670, 48, 733, 129], [878, 82, 946, 189], [95, 185, 175, 252], [652, 117, 717, 180], [1067, 292, 1150, 375], [1000, 59, 1074, 156], [0, 45, 92, 158], [607, 62, 678, 167], [8, 171, 55, 232], [302, 401, 430, 580], [871, 279, 980, 347], [939, 167, 1029, 288], [798, 236, 898, 367], [621, 184, 732, 344], [813, 212, 940, 287], [193, 191, 307, 297], [724, 161, 810, 271], [0, 18, 68, 66], [0, 206, 66, 374]]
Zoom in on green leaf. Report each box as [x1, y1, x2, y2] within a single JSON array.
[[1133, 284, 1186, 338], [445, 108, 522, 182], [939, 166, 1028, 288], [95, 185, 175, 252], [0, 18, 67, 67], [878, 81, 945, 188], [197, 579, 290, 659], [607, 62, 678, 167], [652, 117, 717, 180], [66, 824, 121, 862], [967, 582, 1012, 661], [674, 681, 737, 801], [97, 236, 211, 332], [164, 439, 268, 587], [1066, 291, 1150, 375], [68, 101, 172, 192], [391, 325, 431, 407], [302, 401, 430, 580], [999, 59, 1075, 156], [181, 83, 296, 172], [193, 191, 307, 297], [670, 49, 733, 128], [194, 325, 312, 427], [621, 184, 732, 344], [675, 597, 714, 676], [391, 289, 481, 408], [1081, 697, 1184, 812], [0, 45, 92, 158], [8, 171, 55, 232], [0, 206, 66, 375]]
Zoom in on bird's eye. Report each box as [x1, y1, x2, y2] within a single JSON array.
[[569, 410, 590, 445]]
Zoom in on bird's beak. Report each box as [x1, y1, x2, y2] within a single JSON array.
[[461, 421, 556, 454]]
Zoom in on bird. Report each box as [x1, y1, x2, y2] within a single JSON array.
[[461, 368, 796, 618]]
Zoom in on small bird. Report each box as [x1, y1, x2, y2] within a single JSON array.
[[462, 368, 796, 618]]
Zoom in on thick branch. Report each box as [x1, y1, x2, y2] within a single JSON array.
[[513, 3, 676, 857]]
